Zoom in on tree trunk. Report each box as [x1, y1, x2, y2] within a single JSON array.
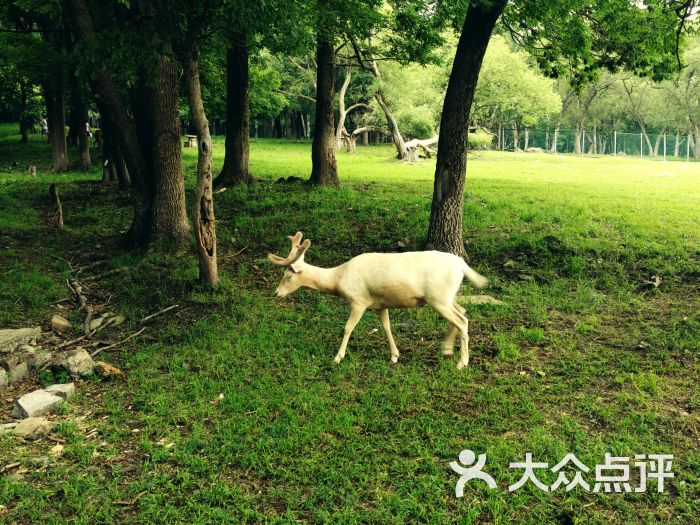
[[674, 130, 681, 157], [523, 128, 529, 150], [68, 0, 153, 243], [426, 0, 506, 255], [148, 56, 190, 247], [44, 85, 69, 171], [215, 36, 252, 187], [550, 125, 560, 154], [19, 81, 30, 145], [361, 131, 368, 145], [513, 124, 520, 151], [368, 60, 406, 159], [309, 38, 339, 186], [71, 86, 91, 170], [182, 50, 219, 288], [335, 66, 352, 149]]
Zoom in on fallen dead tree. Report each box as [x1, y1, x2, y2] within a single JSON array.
[[404, 135, 439, 162]]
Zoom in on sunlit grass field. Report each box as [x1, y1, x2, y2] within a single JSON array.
[[0, 123, 698, 524]]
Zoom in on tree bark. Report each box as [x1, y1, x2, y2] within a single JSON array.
[[19, 81, 30, 145], [310, 38, 339, 186], [68, 0, 152, 243], [44, 84, 69, 171], [426, 0, 506, 256], [71, 86, 91, 170], [182, 50, 219, 288], [369, 60, 406, 159], [148, 56, 190, 247], [215, 34, 252, 187]]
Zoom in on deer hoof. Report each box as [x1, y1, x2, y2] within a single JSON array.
[[442, 348, 454, 356], [456, 361, 468, 370], [390, 355, 398, 364]]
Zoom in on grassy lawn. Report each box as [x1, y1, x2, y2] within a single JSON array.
[[0, 122, 698, 524]]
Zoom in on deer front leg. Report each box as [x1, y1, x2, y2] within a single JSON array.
[[334, 305, 366, 363], [378, 309, 399, 363]]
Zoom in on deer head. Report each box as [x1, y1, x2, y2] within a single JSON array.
[[268, 231, 312, 297]]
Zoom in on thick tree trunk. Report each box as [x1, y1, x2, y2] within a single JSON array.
[[215, 35, 252, 187], [310, 38, 339, 186], [148, 56, 190, 247], [68, 0, 152, 243], [426, 0, 506, 255], [44, 85, 69, 171], [182, 51, 219, 288]]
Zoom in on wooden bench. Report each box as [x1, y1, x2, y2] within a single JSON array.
[[184, 135, 197, 148]]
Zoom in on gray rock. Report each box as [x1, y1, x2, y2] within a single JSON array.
[[26, 349, 52, 370], [51, 315, 71, 333], [11, 390, 64, 418], [13, 417, 56, 439], [0, 422, 17, 434], [0, 327, 41, 353], [0, 368, 7, 390], [45, 383, 75, 400], [52, 348, 95, 378], [8, 361, 28, 383]]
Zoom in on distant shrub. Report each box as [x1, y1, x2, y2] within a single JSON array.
[[397, 106, 436, 139], [468, 129, 494, 150]]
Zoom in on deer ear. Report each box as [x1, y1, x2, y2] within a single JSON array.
[[290, 263, 303, 274]]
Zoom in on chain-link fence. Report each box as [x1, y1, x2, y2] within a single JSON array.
[[493, 128, 700, 161]]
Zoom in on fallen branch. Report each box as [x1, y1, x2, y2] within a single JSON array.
[[69, 279, 94, 336], [404, 135, 439, 161], [90, 327, 146, 357], [141, 305, 179, 323], [83, 265, 135, 282]]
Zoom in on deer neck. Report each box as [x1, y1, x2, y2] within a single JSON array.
[[300, 264, 339, 295]]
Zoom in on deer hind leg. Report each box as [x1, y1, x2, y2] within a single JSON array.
[[334, 305, 366, 364], [431, 302, 470, 369], [378, 308, 399, 363]]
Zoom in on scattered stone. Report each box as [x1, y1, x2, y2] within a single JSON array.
[[95, 361, 124, 379], [0, 422, 17, 434], [7, 361, 28, 383], [51, 315, 71, 333], [29, 456, 50, 467], [525, 147, 545, 153], [459, 295, 505, 306], [49, 444, 64, 456], [44, 335, 63, 346], [11, 390, 64, 418], [503, 259, 517, 270], [397, 241, 406, 248], [0, 327, 41, 352], [15, 419, 54, 439], [0, 368, 7, 390], [45, 383, 75, 400], [110, 315, 126, 327], [52, 348, 95, 378], [26, 349, 53, 370]]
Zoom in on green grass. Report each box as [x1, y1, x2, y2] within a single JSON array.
[[0, 123, 699, 524]]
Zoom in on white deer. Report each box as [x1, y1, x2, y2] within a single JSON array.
[[268, 232, 488, 368]]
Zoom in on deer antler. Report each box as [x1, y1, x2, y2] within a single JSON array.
[[268, 232, 311, 266]]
